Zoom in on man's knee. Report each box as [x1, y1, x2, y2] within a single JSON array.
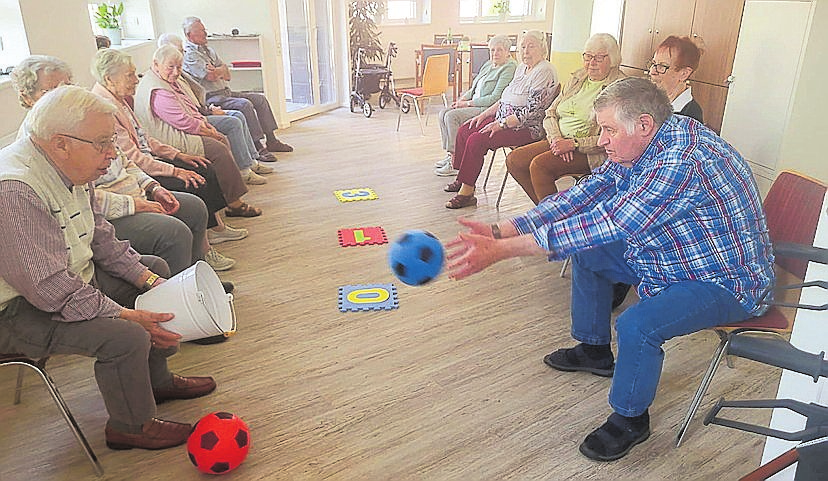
[[141, 255, 170, 278], [96, 319, 151, 361]]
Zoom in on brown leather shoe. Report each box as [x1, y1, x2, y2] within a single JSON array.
[[266, 139, 293, 152], [153, 374, 217, 404], [105, 418, 192, 450]]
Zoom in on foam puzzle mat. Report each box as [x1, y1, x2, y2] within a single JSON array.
[[338, 226, 388, 247], [338, 284, 399, 312], [334, 188, 378, 202]]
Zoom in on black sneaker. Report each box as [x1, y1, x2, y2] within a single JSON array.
[[579, 411, 650, 461], [543, 344, 615, 377]]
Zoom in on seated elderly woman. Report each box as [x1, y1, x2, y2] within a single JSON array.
[[11, 54, 236, 273], [505, 33, 625, 205], [136, 45, 271, 186], [443, 30, 558, 209], [156, 33, 278, 164], [91, 52, 261, 220], [433, 34, 517, 174], [88, 51, 259, 265], [648, 35, 704, 122]]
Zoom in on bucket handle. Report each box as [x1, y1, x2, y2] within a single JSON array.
[[197, 292, 237, 338]]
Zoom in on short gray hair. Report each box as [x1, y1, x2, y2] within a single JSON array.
[[153, 44, 183, 64], [521, 30, 548, 57], [182, 16, 202, 36], [28, 85, 116, 140], [158, 32, 184, 51], [584, 33, 621, 68], [10, 55, 72, 108], [92, 48, 133, 85], [593, 77, 673, 134], [488, 34, 512, 52]]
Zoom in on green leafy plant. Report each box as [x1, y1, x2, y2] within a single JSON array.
[[94, 2, 124, 30], [492, 0, 510, 15], [348, 1, 385, 69]]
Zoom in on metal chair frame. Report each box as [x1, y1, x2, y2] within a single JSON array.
[[1, 354, 104, 476]]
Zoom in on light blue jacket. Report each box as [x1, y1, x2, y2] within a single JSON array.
[[461, 58, 518, 108]]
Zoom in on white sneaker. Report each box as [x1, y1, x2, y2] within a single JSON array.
[[434, 162, 459, 177], [251, 162, 274, 175], [434, 154, 452, 168], [208, 226, 249, 244], [204, 248, 235, 271], [242, 169, 268, 185]]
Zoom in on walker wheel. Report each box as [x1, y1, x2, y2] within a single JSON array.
[[400, 98, 411, 114], [379, 94, 388, 109], [349, 95, 359, 113], [363, 102, 373, 118]]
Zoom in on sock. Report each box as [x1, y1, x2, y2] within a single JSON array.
[[581, 343, 612, 360], [265, 132, 278, 143]]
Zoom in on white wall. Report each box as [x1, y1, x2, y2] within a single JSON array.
[[778, 0, 828, 184]]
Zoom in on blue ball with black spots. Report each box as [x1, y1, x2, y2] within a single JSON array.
[[388, 230, 444, 286]]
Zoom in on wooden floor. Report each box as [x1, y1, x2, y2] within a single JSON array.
[[0, 106, 782, 480]]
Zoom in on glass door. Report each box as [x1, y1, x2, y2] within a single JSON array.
[[279, 0, 337, 120]]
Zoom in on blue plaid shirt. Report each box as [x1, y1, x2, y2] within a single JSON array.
[[512, 115, 774, 315]]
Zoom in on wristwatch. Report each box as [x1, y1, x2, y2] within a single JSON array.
[[144, 273, 160, 290], [572, 138, 580, 148]]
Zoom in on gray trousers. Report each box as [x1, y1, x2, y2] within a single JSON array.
[[206, 89, 278, 143], [0, 256, 174, 434], [438, 106, 484, 153], [206, 112, 256, 171], [109, 192, 208, 276]]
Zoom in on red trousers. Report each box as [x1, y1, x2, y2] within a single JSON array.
[[452, 115, 536, 187]]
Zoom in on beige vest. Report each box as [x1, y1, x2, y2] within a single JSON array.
[[133, 70, 205, 156], [0, 138, 96, 310]]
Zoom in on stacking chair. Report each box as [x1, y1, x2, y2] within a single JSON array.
[[675, 170, 828, 447], [396, 53, 450, 135], [1, 353, 104, 476], [468, 43, 491, 85], [414, 44, 458, 98]]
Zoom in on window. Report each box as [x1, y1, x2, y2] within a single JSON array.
[[0, 0, 30, 72], [459, 0, 541, 22], [87, 0, 155, 44], [379, 0, 431, 25], [590, 0, 624, 40]]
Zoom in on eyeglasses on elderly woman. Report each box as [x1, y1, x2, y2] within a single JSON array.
[[582, 53, 609, 63], [646, 60, 671, 74]]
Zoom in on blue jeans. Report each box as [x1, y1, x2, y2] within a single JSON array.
[[207, 112, 256, 171], [570, 241, 752, 417]]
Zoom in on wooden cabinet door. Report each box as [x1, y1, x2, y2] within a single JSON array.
[[619, 0, 659, 70], [651, 0, 696, 51], [688, 80, 728, 134], [690, 0, 745, 86]]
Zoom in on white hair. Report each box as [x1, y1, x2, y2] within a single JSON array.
[[584, 33, 622, 68], [488, 34, 512, 52], [153, 44, 183, 64], [10, 55, 72, 108], [521, 30, 548, 56], [91, 48, 133, 85], [158, 33, 184, 51], [28, 85, 116, 140], [182, 16, 202, 36]]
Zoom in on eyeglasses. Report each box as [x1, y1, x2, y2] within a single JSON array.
[[582, 53, 609, 63], [646, 61, 671, 74], [59, 133, 118, 153]]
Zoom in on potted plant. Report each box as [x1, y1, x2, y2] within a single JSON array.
[[94, 2, 124, 46], [348, 1, 385, 71], [493, 0, 510, 21]]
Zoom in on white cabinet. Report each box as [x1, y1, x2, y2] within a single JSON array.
[[207, 35, 265, 93]]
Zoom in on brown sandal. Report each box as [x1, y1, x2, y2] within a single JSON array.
[[445, 194, 477, 209], [225, 202, 262, 218], [444, 180, 462, 192]]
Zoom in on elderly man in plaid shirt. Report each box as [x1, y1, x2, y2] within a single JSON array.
[[446, 77, 774, 462]]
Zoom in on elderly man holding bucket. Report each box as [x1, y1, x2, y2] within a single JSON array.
[[0, 86, 216, 451]]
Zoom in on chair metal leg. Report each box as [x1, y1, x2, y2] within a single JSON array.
[[483, 149, 498, 190], [395, 95, 405, 132], [675, 331, 730, 447], [560, 257, 571, 278], [495, 170, 509, 210], [413, 98, 424, 135], [6, 360, 104, 476]]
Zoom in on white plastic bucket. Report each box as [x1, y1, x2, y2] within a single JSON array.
[[135, 260, 236, 342]]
